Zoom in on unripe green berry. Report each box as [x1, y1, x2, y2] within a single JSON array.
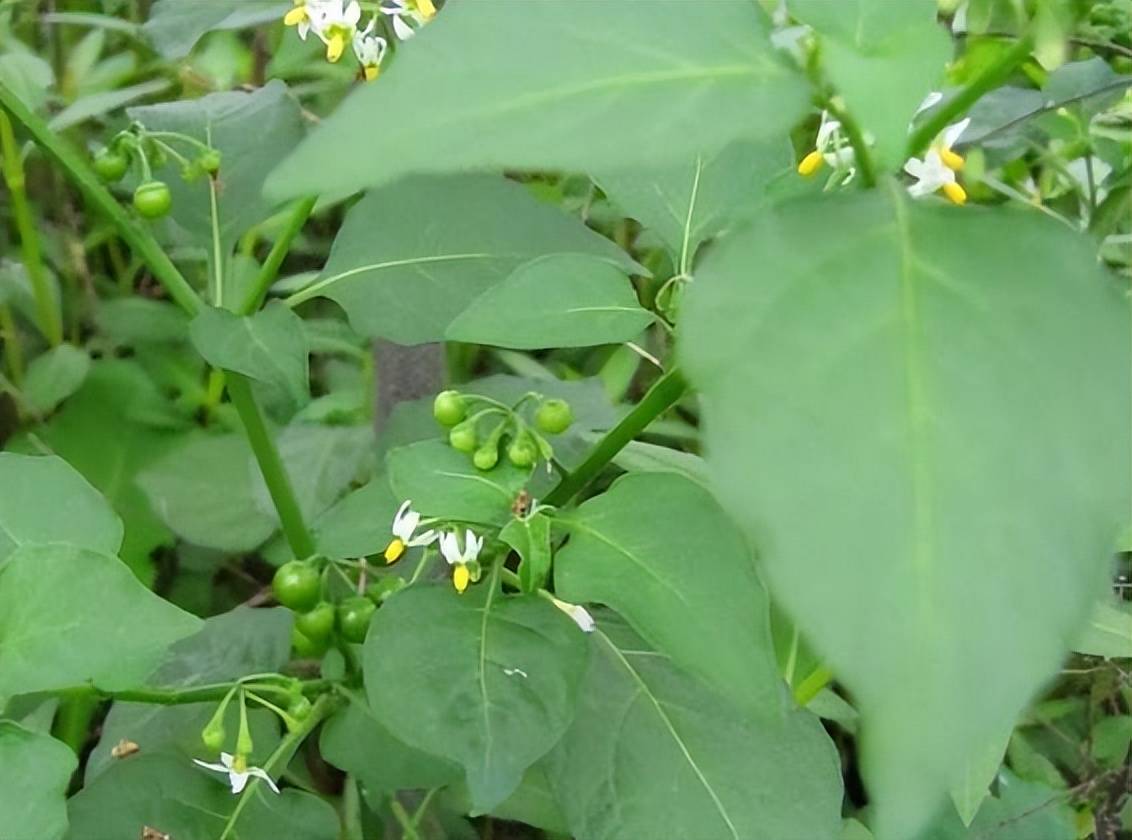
[[291, 626, 329, 658], [199, 149, 222, 174], [535, 399, 573, 434], [507, 436, 537, 468], [272, 560, 321, 611], [433, 390, 466, 427], [132, 181, 172, 219], [449, 420, 477, 453], [93, 147, 129, 182], [294, 601, 335, 642], [337, 596, 377, 644], [473, 443, 499, 470]]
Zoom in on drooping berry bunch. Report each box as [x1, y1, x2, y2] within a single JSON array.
[[433, 389, 574, 471]]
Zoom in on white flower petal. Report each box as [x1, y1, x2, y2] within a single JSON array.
[[392, 14, 415, 40], [247, 767, 281, 794], [942, 117, 970, 149], [229, 772, 250, 794], [344, 1, 362, 26], [916, 91, 944, 114], [192, 759, 230, 774]]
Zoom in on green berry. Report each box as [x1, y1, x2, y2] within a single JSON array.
[[291, 625, 329, 658], [199, 149, 222, 174], [337, 596, 377, 644], [449, 420, 478, 453], [507, 436, 537, 468], [272, 560, 321, 612], [132, 181, 172, 219], [294, 601, 335, 642], [473, 443, 499, 471], [433, 390, 466, 427], [366, 576, 406, 604], [535, 399, 573, 434], [93, 147, 129, 182]]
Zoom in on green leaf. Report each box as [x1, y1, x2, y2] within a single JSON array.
[[267, 0, 809, 199], [67, 754, 338, 840], [364, 582, 590, 811], [444, 765, 570, 835], [138, 433, 277, 552], [128, 81, 304, 263], [680, 186, 1128, 838], [320, 701, 460, 805], [915, 771, 1076, 840], [15, 360, 179, 581], [189, 302, 309, 411], [249, 423, 372, 525], [556, 472, 781, 718], [314, 474, 401, 560], [547, 615, 843, 840], [289, 176, 637, 345], [1074, 598, 1132, 658], [0, 452, 122, 562], [0, 544, 201, 701], [0, 722, 76, 840], [143, 0, 286, 59], [594, 139, 792, 270], [447, 254, 652, 349], [610, 440, 714, 490], [387, 439, 531, 528], [86, 606, 291, 781], [95, 298, 191, 347], [22, 344, 91, 415], [788, 0, 951, 169], [500, 512, 552, 593], [948, 727, 1012, 826]]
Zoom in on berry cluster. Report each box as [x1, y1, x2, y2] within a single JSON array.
[[433, 389, 573, 471]]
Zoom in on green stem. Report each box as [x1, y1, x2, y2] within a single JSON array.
[[825, 102, 875, 188], [793, 665, 834, 707], [544, 367, 688, 506], [0, 109, 63, 346], [0, 303, 24, 386], [68, 678, 332, 706], [238, 196, 317, 315], [0, 81, 202, 315], [906, 33, 1034, 158], [219, 693, 339, 840], [209, 174, 224, 307], [226, 372, 316, 559], [52, 691, 98, 755]]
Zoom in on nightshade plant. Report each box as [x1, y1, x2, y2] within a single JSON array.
[[0, 1, 1130, 839]]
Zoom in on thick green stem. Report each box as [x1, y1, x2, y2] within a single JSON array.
[[0, 109, 62, 346], [226, 372, 316, 559], [793, 665, 834, 707], [238, 196, 317, 315], [906, 34, 1034, 158], [544, 367, 688, 506], [0, 81, 202, 315], [59, 678, 332, 706], [52, 691, 98, 755], [0, 303, 24, 386]]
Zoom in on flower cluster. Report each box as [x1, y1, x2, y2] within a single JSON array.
[[798, 92, 972, 205], [283, 0, 437, 80]]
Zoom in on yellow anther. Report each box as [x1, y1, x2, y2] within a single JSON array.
[[384, 537, 405, 564], [232, 754, 248, 773], [283, 5, 307, 26], [943, 182, 967, 205], [327, 32, 347, 62], [453, 564, 470, 593], [797, 150, 823, 177], [939, 146, 965, 171], [364, 65, 380, 82], [416, 0, 437, 19]]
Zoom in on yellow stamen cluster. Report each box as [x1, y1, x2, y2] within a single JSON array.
[[453, 564, 470, 593], [384, 537, 405, 564], [797, 150, 824, 177]]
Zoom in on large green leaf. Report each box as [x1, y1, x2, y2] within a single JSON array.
[[387, 439, 531, 527], [680, 186, 1128, 838], [788, 0, 951, 169], [447, 254, 653, 349], [287, 176, 637, 345], [128, 82, 304, 284], [67, 754, 338, 840], [86, 606, 292, 781], [143, 0, 286, 58], [0, 722, 76, 840], [556, 472, 781, 718], [313, 474, 401, 560], [547, 615, 843, 840], [364, 582, 589, 811], [190, 302, 310, 411], [1074, 598, 1132, 658], [594, 139, 792, 270], [267, 0, 809, 199], [0, 544, 201, 701], [0, 452, 122, 563], [14, 360, 179, 581], [915, 772, 1076, 840], [138, 433, 278, 552]]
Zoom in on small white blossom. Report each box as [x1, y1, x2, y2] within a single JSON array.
[[309, 0, 362, 62], [439, 529, 483, 593], [551, 597, 595, 633], [798, 111, 856, 178], [352, 19, 388, 81], [384, 500, 437, 563], [193, 753, 279, 795], [380, 0, 436, 40], [904, 149, 967, 204]]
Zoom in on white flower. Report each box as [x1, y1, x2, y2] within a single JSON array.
[[352, 19, 388, 81], [380, 0, 436, 40], [904, 149, 967, 205], [915, 90, 944, 116], [309, 0, 361, 62], [439, 529, 483, 593], [384, 500, 437, 564], [283, 0, 332, 39], [551, 597, 595, 633], [193, 753, 279, 795], [798, 111, 856, 177]]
